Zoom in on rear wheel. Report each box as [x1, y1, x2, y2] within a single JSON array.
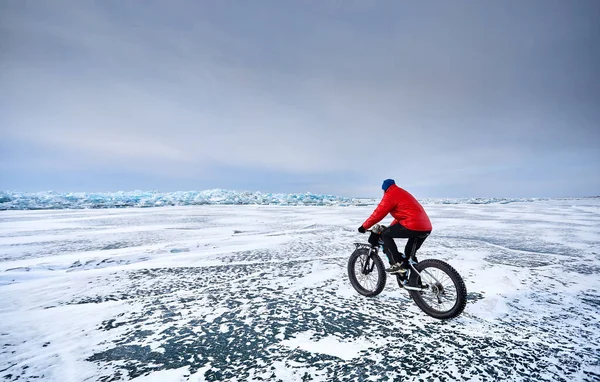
[[347, 248, 386, 297], [407, 259, 467, 319]]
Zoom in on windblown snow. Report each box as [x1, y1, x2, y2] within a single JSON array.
[[1, 198, 599, 381]]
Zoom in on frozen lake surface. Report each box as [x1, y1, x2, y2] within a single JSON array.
[[1, 199, 599, 381]]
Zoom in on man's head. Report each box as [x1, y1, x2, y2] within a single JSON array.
[[382, 179, 395, 192]]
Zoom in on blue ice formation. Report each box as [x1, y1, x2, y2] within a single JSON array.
[[0, 189, 360, 210], [0, 190, 549, 210]]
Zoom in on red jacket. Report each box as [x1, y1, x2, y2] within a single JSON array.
[[362, 184, 432, 231]]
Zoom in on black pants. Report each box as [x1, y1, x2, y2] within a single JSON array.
[[381, 224, 431, 264]]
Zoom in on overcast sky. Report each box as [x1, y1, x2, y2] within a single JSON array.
[[1, 1, 599, 198]]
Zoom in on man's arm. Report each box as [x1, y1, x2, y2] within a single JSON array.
[[362, 193, 394, 229]]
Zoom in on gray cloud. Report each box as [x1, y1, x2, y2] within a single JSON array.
[[1, 0, 599, 197]]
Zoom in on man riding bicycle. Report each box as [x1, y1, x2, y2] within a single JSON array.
[[358, 179, 432, 274]]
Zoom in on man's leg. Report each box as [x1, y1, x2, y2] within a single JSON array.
[[381, 224, 411, 264], [404, 237, 416, 265], [383, 225, 431, 272], [403, 234, 430, 264], [404, 234, 429, 257]]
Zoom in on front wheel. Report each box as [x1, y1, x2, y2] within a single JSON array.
[[407, 259, 467, 319], [347, 248, 386, 297]]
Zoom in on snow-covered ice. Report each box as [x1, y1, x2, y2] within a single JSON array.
[[1, 199, 599, 381]]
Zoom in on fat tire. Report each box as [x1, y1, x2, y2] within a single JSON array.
[[347, 248, 386, 297], [407, 259, 467, 319]]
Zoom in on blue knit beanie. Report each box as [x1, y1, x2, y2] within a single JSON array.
[[382, 179, 395, 191]]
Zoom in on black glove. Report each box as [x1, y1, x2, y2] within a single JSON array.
[[358, 226, 366, 233]]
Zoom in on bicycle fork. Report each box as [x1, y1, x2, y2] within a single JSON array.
[[361, 248, 377, 274]]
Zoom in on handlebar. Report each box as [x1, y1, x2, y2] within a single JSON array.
[[363, 223, 386, 234]]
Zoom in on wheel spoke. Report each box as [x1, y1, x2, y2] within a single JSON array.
[[353, 252, 381, 293], [418, 265, 459, 313]]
